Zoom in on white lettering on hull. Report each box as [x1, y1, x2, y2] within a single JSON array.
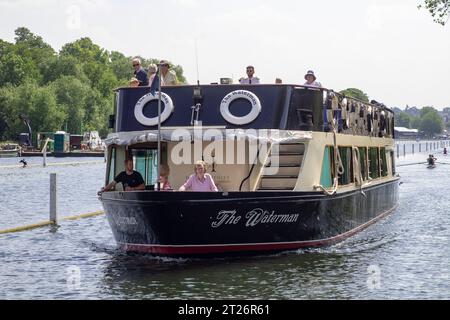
[[211, 209, 299, 228]]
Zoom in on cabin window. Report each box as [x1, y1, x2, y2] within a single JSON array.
[[358, 147, 368, 181], [369, 147, 380, 179], [380, 147, 388, 177], [320, 146, 334, 188], [130, 149, 158, 186], [108, 147, 116, 184], [338, 147, 353, 185]]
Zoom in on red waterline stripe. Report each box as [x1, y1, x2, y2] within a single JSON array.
[[118, 204, 398, 255]]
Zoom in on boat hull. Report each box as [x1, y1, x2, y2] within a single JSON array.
[[100, 179, 399, 256]]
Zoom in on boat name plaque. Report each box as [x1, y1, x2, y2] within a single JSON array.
[[211, 209, 299, 228]]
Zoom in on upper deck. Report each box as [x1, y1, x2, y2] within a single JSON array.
[[112, 84, 394, 139]]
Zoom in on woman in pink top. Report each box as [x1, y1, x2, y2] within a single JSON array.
[[179, 161, 218, 192]]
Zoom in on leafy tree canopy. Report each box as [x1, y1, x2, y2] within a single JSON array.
[[0, 27, 187, 140], [419, 0, 450, 25], [339, 88, 370, 103]]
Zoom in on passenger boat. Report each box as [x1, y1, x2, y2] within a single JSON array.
[[0, 144, 20, 158], [99, 82, 399, 256]]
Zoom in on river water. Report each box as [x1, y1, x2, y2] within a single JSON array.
[[0, 146, 449, 300]]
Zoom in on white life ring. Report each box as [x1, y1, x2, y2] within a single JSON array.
[[134, 92, 174, 126], [220, 90, 262, 125]]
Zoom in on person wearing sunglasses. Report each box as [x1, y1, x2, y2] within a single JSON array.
[[239, 65, 260, 84], [159, 60, 179, 86], [131, 58, 149, 86]]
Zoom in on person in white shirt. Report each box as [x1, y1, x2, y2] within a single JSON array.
[[303, 70, 322, 88], [159, 60, 179, 86], [239, 65, 260, 84]]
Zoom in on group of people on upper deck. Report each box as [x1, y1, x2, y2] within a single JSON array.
[[130, 58, 179, 87], [238, 66, 322, 88], [129, 58, 322, 88]]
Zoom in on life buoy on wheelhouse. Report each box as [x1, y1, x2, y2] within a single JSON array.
[[220, 90, 262, 125], [134, 92, 174, 126]]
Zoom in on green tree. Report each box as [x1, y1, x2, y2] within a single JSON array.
[[411, 117, 421, 129], [60, 37, 109, 64], [395, 112, 412, 128], [51, 76, 90, 134], [339, 88, 369, 102], [420, 111, 443, 137], [0, 52, 29, 87], [420, 106, 437, 117], [110, 51, 133, 81], [0, 39, 14, 56], [1, 27, 187, 141], [40, 55, 86, 84], [13, 27, 55, 83], [419, 0, 450, 25]]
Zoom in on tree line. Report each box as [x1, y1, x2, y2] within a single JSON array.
[[0, 27, 186, 141], [395, 107, 446, 137]]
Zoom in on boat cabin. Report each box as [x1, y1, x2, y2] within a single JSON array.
[[105, 84, 396, 193]]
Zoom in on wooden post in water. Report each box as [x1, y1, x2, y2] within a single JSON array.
[[43, 148, 47, 167], [50, 173, 57, 224], [403, 144, 406, 157], [412, 144, 415, 155], [419, 143, 421, 152]]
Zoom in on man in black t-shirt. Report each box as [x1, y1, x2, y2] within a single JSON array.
[[98, 158, 145, 194], [132, 58, 149, 86]]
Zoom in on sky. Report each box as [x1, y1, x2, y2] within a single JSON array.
[[0, 0, 449, 109]]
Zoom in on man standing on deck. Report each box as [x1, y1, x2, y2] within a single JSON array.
[[239, 65, 260, 84], [98, 158, 145, 194], [132, 58, 149, 86]]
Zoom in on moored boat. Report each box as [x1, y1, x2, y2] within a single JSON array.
[[99, 83, 399, 256], [0, 144, 20, 158]]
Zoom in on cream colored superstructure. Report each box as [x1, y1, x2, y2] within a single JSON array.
[[106, 128, 396, 194]]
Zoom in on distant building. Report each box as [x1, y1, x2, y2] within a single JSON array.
[[394, 127, 419, 139]]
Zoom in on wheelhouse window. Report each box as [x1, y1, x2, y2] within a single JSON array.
[[130, 148, 158, 186], [369, 147, 380, 179]]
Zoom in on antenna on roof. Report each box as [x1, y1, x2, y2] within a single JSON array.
[[195, 38, 200, 85]]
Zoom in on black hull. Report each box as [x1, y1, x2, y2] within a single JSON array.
[[100, 179, 399, 256]]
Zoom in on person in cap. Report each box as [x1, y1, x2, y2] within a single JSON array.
[[239, 66, 260, 84], [131, 58, 149, 86], [303, 70, 322, 88], [159, 60, 179, 86]]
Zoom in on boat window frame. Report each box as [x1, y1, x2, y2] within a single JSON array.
[[368, 147, 380, 179], [380, 147, 388, 177], [126, 142, 168, 188], [320, 145, 335, 188], [338, 146, 354, 186], [390, 150, 396, 176], [107, 146, 116, 185], [357, 147, 368, 181]]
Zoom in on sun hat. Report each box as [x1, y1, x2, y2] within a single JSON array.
[[304, 70, 316, 81]]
